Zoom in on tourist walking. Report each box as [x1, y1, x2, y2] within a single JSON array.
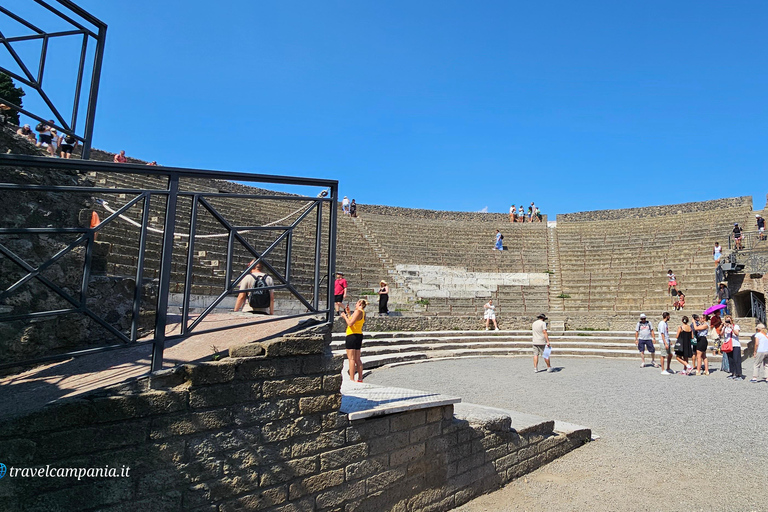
[[732, 223, 743, 250], [58, 133, 77, 159], [692, 314, 710, 375], [674, 317, 694, 374], [717, 282, 730, 315], [532, 313, 551, 372], [350, 199, 357, 218], [341, 299, 367, 382], [713, 242, 722, 265], [722, 315, 744, 379], [233, 261, 274, 315], [334, 271, 347, 316], [494, 230, 503, 251], [658, 312, 673, 374], [341, 196, 350, 215], [635, 313, 657, 368], [484, 299, 499, 331], [750, 323, 768, 383], [377, 280, 389, 316], [510, 205, 516, 223], [757, 214, 766, 241]]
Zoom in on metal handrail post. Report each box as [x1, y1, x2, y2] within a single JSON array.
[[327, 185, 338, 324], [151, 174, 179, 372]]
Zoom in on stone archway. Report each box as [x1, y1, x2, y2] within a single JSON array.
[[732, 290, 766, 320]]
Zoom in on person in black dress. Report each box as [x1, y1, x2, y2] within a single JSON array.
[[378, 280, 389, 316], [675, 316, 694, 374]]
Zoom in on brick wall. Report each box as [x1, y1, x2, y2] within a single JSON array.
[[0, 325, 587, 512]]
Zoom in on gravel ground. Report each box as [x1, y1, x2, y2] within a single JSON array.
[[366, 357, 768, 512]]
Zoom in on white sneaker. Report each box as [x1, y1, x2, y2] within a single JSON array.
[[494, 327, 500, 331], [661, 370, 671, 375], [533, 368, 538, 373]]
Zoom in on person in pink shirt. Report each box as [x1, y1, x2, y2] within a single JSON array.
[[113, 150, 127, 163], [334, 272, 348, 316]]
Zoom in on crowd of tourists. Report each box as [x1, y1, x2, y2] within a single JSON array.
[[636, 311, 768, 381], [17, 121, 78, 158], [509, 201, 542, 223]]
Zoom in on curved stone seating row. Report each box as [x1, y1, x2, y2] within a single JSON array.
[[332, 330, 728, 370]]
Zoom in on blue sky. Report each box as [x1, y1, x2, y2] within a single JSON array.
[[3, 0, 767, 216]]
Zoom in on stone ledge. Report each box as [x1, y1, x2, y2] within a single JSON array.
[[339, 382, 461, 421]]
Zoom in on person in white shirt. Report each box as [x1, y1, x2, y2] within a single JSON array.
[[658, 312, 673, 374], [341, 196, 350, 215], [750, 323, 768, 383], [722, 316, 743, 379], [484, 299, 499, 331]]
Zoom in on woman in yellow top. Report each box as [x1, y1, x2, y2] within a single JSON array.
[[341, 299, 367, 382]]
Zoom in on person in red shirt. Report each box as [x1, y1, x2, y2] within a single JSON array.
[[334, 272, 347, 316], [113, 150, 127, 163]]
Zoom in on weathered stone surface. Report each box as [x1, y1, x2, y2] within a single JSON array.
[[149, 410, 233, 439], [262, 376, 323, 398], [288, 468, 344, 499]]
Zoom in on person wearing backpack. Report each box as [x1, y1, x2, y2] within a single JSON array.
[[234, 261, 274, 315]]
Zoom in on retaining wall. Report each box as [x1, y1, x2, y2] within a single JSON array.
[[0, 325, 588, 512], [557, 196, 753, 223]]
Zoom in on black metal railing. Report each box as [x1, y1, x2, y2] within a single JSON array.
[[751, 292, 766, 326], [728, 231, 766, 251], [0, 154, 338, 372]]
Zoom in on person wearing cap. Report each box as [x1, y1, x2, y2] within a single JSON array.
[[717, 282, 731, 315], [757, 214, 765, 241], [16, 124, 36, 143], [750, 323, 768, 383], [532, 313, 552, 372], [635, 313, 657, 368], [334, 271, 348, 316], [732, 223, 743, 250]]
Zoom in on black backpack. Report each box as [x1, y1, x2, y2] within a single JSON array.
[[248, 274, 270, 309], [35, 122, 46, 132]]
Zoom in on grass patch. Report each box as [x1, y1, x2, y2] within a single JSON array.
[[545, 270, 555, 275], [573, 327, 609, 332], [415, 298, 430, 306], [359, 290, 377, 295], [556, 293, 571, 299]]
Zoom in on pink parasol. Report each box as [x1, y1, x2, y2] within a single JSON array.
[[703, 304, 726, 315]]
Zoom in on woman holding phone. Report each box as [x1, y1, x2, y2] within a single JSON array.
[[341, 299, 368, 382]]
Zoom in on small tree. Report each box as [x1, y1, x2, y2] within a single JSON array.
[[0, 73, 25, 125]]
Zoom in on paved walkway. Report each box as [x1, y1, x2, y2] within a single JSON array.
[[366, 357, 768, 512], [0, 313, 315, 420]]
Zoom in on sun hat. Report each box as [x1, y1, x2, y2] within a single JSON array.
[[537, 313, 548, 320], [639, 313, 647, 319]]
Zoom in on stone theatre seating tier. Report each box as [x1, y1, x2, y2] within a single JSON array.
[[554, 199, 755, 315]]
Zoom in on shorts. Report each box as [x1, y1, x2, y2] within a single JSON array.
[[658, 341, 671, 356], [61, 144, 74, 153], [345, 333, 363, 350], [334, 294, 344, 303], [669, 280, 677, 287], [637, 339, 655, 353], [532, 345, 545, 356], [696, 337, 708, 353], [714, 254, 721, 261], [484, 312, 495, 320], [39, 133, 53, 144]]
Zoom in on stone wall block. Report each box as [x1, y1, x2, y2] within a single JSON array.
[[262, 376, 323, 399], [262, 336, 325, 357], [233, 399, 298, 426], [301, 353, 343, 375], [268, 496, 315, 512], [455, 451, 485, 475], [389, 410, 426, 432], [315, 480, 366, 509], [344, 453, 389, 481], [319, 443, 368, 471], [36, 420, 150, 460], [322, 412, 349, 431], [260, 455, 319, 487], [147, 366, 189, 389], [0, 438, 36, 464], [261, 415, 321, 443], [290, 430, 346, 458], [367, 431, 409, 456], [389, 442, 425, 468], [409, 421, 441, 444], [92, 391, 188, 422], [298, 394, 342, 415], [186, 427, 260, 460], [366, 467, 407, 493], [100, 491, 183, 512], [407, 488, 448, 512], [345, 417, 389, 443], [149, 409, 233, 440], [217, 485, 288, 512], [185, 361, 237, 386], [322, 374, 343, 393], [188, 382, 261, 409], [23, 478, 135, 511], [288, 468, 344, 500]]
